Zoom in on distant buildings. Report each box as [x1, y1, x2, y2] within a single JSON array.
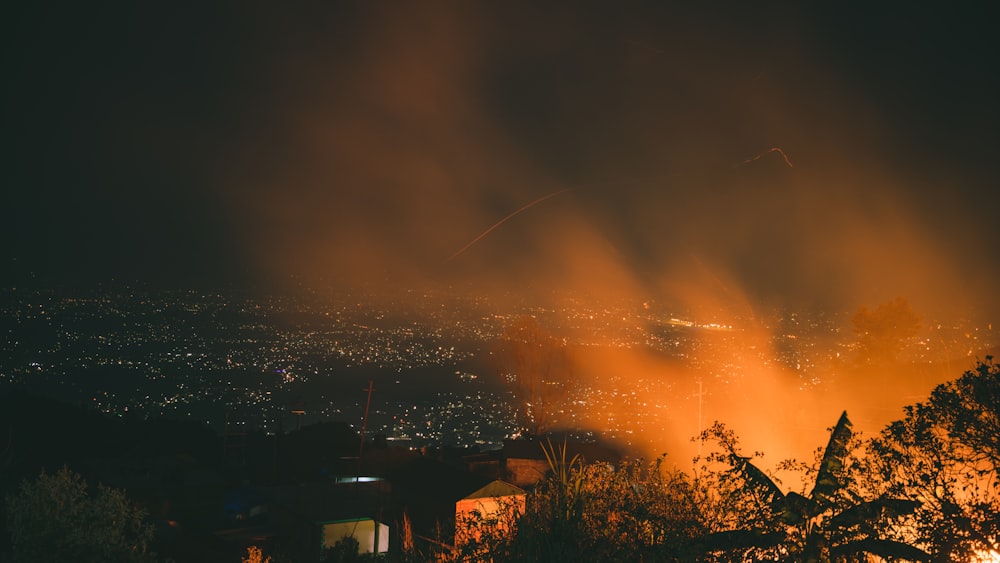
[[2, 286, 997, 454]]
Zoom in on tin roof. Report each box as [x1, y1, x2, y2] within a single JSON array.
[[462, 479, 526, 500]]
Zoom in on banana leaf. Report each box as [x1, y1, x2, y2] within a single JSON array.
[[730, 454, 784, 507], [810, 411, 852, 502], [828, 496, 920, 529], [781, 491, 818, 524]]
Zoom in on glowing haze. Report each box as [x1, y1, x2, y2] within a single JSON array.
[[3, 3, 998, 465], [208, 3, 999, 465], [209, 3, 996, 317]]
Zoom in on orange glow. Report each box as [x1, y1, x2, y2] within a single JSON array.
[[204, 2, 998, 477]]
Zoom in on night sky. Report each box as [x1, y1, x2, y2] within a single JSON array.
[[3, 2, 998, 318]]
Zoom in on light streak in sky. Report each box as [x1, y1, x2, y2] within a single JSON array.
[[741, 147, 794, 168], [448, 188, 572, 261]]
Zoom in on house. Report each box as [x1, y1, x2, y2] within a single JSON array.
[[319, 517, 389, 555], [215, 476, 392, 561], [454, 480, 526, 549], [500, 439, 623, 488]]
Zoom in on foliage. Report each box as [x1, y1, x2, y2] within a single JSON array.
[[243, 545, 273, 563], [453, 439, 709, 562], [453, 494, 526, 562], [538, 437, 585, 524], [495, 316, 574, 436], [869, 358, 1000, 561], [4, 466, 154, 563], [697, 412, 927, 562], [692, 421, 788, 561], [449, 417, 931, 562], [444, 359, 1000, 562], [324, 535, 362, 562]]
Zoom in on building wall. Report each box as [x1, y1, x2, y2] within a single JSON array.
[[320, 519, 389, 554], [454, 495, 526, 547], [505, 458, 548, 487]]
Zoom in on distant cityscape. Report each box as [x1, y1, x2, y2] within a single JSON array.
[[1, 286, 996, 452]]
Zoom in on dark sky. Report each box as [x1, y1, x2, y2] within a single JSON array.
[[2, 2, 998, 317]]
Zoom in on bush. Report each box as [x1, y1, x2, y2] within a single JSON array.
[[4, 466, 153, 563]]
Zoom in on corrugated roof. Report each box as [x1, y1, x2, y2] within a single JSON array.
[[462, 479, 525, 500]]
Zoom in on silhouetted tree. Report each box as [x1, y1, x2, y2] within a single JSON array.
[[698, 412, 928, 562], [851, 297, 921, 365], [4, 466, 153, 562], [324, 536, 362, 562], [243, 545, 272, 563], [869, 358, 1000, 561], [458, 439, 707, 562], [445, 414, 939, 562], [496, 316, 573, 436]]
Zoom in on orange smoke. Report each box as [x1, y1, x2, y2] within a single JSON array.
[[205, 3, 998, 473]]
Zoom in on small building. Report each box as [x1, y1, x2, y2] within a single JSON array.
[[501, 439, 623, 488], [454, 480, 526, 548], [319, 517, 389, 556], [252, 476, 392, 561]]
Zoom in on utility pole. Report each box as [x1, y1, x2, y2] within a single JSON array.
[[358, 380, 378, 554], [357, 380, 375, 477]]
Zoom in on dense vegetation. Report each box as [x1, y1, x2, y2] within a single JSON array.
[[5, 467, 153, 562], [4, 359, 998, 562], [450, 359, 1000, 562]]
